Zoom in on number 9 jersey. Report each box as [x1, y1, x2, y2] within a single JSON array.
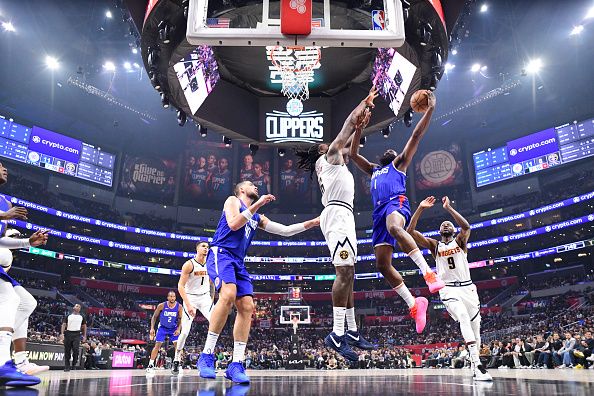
[[435, 239, 471, 284]]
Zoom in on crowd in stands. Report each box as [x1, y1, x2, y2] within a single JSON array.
[[19, 268, 594, 371]]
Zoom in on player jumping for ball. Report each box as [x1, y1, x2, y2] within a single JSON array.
[[197, 181, 319, 384], [407, 196, 492, 381], [350, 90, 444, 334], [295, 87, 378, 362]]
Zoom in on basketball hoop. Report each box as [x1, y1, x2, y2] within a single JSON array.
[[269, 45, 321, 101], [291, 316, 299, 333]]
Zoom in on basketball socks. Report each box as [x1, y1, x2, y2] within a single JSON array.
[[467, 343, 481, 366], [0, 331, 12, 363], [394, 283, 416, 308], [232, 342, 247, 363], [407, 249, 431, 275], [345, 308, 357, 332], [13, 351, 27, 366], [332, 307, 347, 336], [148, 359, 155, 367], [203, 331, 219, 354]]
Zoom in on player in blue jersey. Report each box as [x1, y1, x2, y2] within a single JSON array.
[[0, 161, 49, 387], [146, 291, 182, 375], [198, 181, 319, 384], [350, 91, 444, 334]]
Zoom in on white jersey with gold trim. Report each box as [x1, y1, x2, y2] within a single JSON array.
[[435, 239, 471, 284], [315, 155, 354, 208], [185, 258, 210, 296]]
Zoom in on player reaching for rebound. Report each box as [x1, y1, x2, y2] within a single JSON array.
[[146, 291, 182, 375], [407, 196, 492, 381], [173, 241, 214, 374], [295, 87, 378, 362], [197, 181, 319, 384], [349, 90, 444, 333]]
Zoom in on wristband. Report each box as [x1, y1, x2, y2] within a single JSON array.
[[241, 209, 253, 221]]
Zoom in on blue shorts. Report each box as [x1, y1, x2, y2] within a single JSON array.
[[206, 246, 253, 298], [372, 195, 412, 248], [0, 267, 20, 287], [155, 326, 179, 343]]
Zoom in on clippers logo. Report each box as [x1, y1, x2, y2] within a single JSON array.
[[265, 100, 324, 143], [289, 0, 307, 14]]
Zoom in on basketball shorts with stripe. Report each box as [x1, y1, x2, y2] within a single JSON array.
[[320, 205, 357, 266]]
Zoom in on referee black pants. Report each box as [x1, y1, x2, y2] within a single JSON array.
[[64, 332, 81, 368]]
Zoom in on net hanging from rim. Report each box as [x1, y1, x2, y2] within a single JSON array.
[[269, 45, 321, 102]]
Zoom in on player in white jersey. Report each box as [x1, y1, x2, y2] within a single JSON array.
[[173, 241, 214, 374], [295, 87, 377, 361], [407, 196, 492, 381]]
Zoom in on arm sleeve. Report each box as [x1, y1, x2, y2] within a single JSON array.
[[263, 220, 306, 237], [0, 237, 30, 249]]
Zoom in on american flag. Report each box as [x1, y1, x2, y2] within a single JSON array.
[[206, 18, 230, 28]]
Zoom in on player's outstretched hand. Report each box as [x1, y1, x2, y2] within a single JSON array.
[[174, 329, 180, 337], [420, 196, 436, 209], [149, 329, 156, 341], [256, 194, 276, 207], [364, 85, 379, 109], [28, 230, 49, 246], [306, 217, 320, 229], [427, 90, 436, 109], [1, 206, 28, 221], [442, 196, 451, 209]]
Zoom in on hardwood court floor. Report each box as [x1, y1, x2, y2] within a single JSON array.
[[12, 367, 594, 396]]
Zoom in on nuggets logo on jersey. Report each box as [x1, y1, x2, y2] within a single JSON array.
[[339, 250, 349, 260], [438, 246, 462, 257]]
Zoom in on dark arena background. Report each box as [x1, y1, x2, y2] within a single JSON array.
[[0, 0, 593, 395]]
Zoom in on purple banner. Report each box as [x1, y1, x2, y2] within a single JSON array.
[[29, 126, 82, 164], [506, 127, 558, 164]]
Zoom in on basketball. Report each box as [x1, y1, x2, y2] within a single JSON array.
[[410, 90, 431, 113]]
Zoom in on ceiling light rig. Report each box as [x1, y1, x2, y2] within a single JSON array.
[[433, 79, 522, 122], [67, 76, 157, 121]]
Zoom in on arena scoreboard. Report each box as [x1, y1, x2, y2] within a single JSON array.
[[473, 116, 594, 188], [0, 116, 115, 187]]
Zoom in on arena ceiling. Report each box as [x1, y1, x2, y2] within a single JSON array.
[[0, 0, 592, 156]]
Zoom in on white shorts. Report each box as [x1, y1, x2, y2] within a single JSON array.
[[320, 205, 357, 266], [439, 284, 481, 323], [182, 293, 213, 329]]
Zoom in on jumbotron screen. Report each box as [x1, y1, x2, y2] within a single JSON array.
[[0, 116, 116, 187], [472, 116, 594, 188]]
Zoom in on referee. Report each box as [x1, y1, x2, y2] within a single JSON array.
[[60, 304, 87, 372]]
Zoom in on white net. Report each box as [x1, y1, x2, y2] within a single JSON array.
[[269, 46, 321, 101]]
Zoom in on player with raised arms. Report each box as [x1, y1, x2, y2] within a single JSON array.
[[197, 181, 319, 384], [407, 195, 492, 381], [173, 241, 214, 374], [349, 90, 444, 334], [295, 87, 378, 362]]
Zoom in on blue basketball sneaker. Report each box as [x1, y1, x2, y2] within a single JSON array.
[[345, 330, 375, 350], [224, 362, 250, 384], [0, 360, 41, 387], [324, 332, 358, 362], [197, 353, 216, 379]]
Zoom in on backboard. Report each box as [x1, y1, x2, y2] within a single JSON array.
[[187, 0, 405, 48], [280, 305, 311, 324]]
